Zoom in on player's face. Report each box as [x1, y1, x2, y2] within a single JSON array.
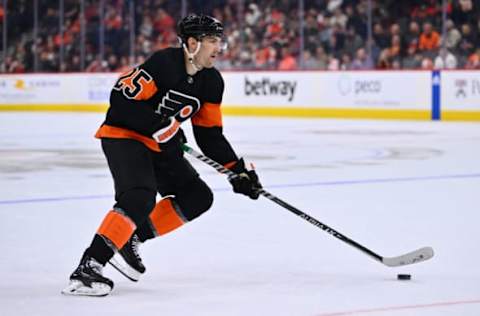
[[196, 36, 225, 68]]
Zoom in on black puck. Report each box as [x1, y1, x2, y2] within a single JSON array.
[[397, 274, 411, 280]]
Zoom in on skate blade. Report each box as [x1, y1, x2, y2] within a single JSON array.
[[61, 280, 112, 297], [108, 256, 142, 282]]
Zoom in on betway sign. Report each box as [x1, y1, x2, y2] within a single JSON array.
[[222, 71, 430, 109], [244, 77, 297, 102]]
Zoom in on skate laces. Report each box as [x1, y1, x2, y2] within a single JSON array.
[[130, 235, 141, 260], [86, 257, 103, 275]]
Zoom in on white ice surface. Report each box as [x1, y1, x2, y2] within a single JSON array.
[[0, 113, 479, 316]]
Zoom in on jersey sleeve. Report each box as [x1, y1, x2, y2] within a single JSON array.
[[192, 69, 239, 165]]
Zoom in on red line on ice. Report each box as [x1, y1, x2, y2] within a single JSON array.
[[316, 299, 480, 316]]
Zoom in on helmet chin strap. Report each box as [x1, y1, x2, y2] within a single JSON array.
[[183, 42, 203, 72]]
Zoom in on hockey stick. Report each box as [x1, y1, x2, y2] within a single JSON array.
[[182, 144, 434, 267]]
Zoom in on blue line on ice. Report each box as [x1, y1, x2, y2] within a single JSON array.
[[1, 173, 479, 206]]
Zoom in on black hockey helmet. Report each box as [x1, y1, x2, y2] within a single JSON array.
[[177, 14, 224, 43]]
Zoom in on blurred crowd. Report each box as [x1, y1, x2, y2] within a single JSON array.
[[1, 0, 480, 73]]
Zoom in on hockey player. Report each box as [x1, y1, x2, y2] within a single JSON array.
[[62, 14, 262, 297]]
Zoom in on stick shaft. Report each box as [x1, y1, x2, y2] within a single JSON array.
[[182, 144, 383, 262]]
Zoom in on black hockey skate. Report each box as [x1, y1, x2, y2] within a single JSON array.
[[108, 234, 146, 282], [61, 253, 114, 296]]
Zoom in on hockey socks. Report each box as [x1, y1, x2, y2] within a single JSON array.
[[109, 198, 187, 281]]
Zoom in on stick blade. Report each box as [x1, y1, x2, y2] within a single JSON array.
[[382, 246, 434, 267]]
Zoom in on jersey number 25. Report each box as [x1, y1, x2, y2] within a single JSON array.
[[113, 68, 158, 100]]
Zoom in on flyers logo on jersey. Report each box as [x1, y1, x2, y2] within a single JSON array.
[[113, 68, 158, 100], [156, 90, 201, 123]]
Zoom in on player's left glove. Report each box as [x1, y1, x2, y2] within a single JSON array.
[[228, 158, 262, 200]]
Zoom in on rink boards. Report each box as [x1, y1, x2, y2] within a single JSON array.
[[0, 70, 479, 121]]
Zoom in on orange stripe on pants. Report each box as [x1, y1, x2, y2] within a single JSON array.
[[97, 210, 137, 249], [149, 198, 185, 236]]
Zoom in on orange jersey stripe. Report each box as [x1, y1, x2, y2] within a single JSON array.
[[191, 102, 223, 127], [95, 124, 161, 152], [149, 198, 185, 236], [97, 210, 137, 250]]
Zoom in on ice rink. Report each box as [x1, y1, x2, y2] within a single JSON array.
[[1, 112, 479, 316]]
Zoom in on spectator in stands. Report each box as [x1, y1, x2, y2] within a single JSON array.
[[340, 53, 352, 70], [302, 50, 320, 69], [419, 22, 440, 52], [153, 8, 175, 35], [85, 55, 107, 72], [266, 8, 285, 40], [2, 0, 480, 73], [43, 8, 59, 36], [451, 0, 477, 27], [389, 23, 403, 45], [346, 2, 367, 40], [325, 25, 345, 55], [343, 26, 364, 57], [477, 20, 480, 46], [402, 44, 422, 69], [327, 0, 343, 13], [106, 54, 119, 71], [351, 47, 373, 70], [5, 56, 26, 73], [215, 54, 233, 70], [245, 3, 261, 27], [303, 11, 321, 52], [68, 55, 82, 72], [255, 40, 277, 69], [278, 46, 297, 70], [388, 35, 402, 60], [465, 48, 480, 69], [391, 58, 402, 70], [373, 23, 390, 50], [444, 19, 462, 51], [39, 50, 58, 72], [411, 0, 440, 21], [136, 34, 153, 56], [421, 57, 434, 69], [377, 49, 391, 69], [314, 46, 329, 70], [140, 15, 154, 38], [458, 23, 476, 55], [104, 5, 123, 45], [404, 21, 421, 49], [238, 50, 255, 69], [327, 54, 340, 70], [318, 15, 333, 46], [434, 48, 458, 69], [115, 56, 131, 72], [330, 7, 348, 30]]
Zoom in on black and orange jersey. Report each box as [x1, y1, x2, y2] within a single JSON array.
[[95, 47, 238, 166]]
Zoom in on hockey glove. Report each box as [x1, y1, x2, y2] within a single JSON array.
[[228, 158, 262, 200]]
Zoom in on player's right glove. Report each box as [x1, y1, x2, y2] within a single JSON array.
[[227, 158, 262, 200]]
